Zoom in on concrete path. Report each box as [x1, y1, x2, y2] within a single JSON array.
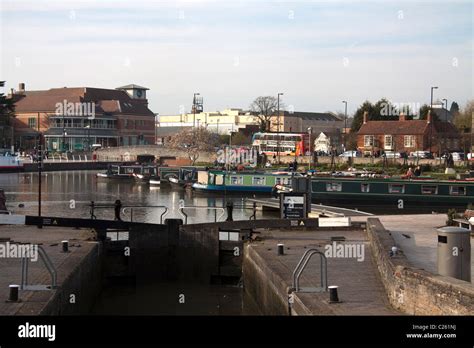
[[251, 227, 398, 315], [353, 214, 474, 281], [0, 225, 98, 315]]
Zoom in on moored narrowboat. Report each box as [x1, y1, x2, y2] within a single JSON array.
[[192, 170, 301, 193], [97, 164, 159, 183], [311, 176, 474, 209]]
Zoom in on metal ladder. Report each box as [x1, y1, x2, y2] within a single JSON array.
[[21, 246, 57, 291], [292, 248, 328, 293]]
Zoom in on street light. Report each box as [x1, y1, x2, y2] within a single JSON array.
[[307, 127, 312, 172], [442, 98, 448, 155], [85, 124, 91, 152], [154, 113, 159, 145], [342, 100, 347, 150], [277, 92, 284, 164], [429, 86, 438, 154], [193, 93, 200, 128]]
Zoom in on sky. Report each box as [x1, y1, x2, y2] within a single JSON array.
[[0, 0, 472, 116]]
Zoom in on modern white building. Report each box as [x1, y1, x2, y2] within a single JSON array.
[[158, 108, 258, 134]]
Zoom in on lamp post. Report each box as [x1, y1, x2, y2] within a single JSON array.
[[216, 119, 219, 134], [342, 100, 347, 150], [154, 113, 159, 145], [85, 124, 90, 152], [442, 98, 447, 155], [429, 86, 438, 154], [307, 127, 312, 172], [277, 92, 284, 164], [193, 93, 200, 128]]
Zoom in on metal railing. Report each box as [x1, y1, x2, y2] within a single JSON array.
[[121, 205, 169, 224], [21, 246, 57, 291], [233, 201, 258, 221], [292, 248, 327, 293], [178, 199, 226, 225], [88, 201, 168, 224]]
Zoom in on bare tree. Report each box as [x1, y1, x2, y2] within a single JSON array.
[[249, 96, 280, 132], [167, 127, 219, 164]]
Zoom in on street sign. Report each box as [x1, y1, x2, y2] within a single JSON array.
[[280, 193, 307, 219]]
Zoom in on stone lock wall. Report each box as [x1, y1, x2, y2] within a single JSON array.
[[366, 218, 474, 315]]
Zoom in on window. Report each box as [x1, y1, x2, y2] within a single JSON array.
[[361, 183, 370, 192], [384, 135, 393, 148], [230, 176, 243, 185], [252, 176, 266, 185], [219, 231, 240, 241], [389, 184, 405, 194], [404, 135, 415, 148], [450, 186, 466, 196], [28, 117, 36, 129], [421, 185, 438, 195], [276, 177, 291, 185], [364, 135, 374, 147], [326, 182, 342, 192]]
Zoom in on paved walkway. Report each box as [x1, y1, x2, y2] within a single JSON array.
[[251, 227, 398, 315], [0, 225, 97, 315], [353, 214, 474, 281]]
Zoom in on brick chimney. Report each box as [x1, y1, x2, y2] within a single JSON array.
[[399, 113, 406, 121], [363, 111, 368, 124], [427, 110, 432, 124]]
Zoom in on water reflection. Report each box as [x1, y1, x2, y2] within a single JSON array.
[[0, 171, 272, 223]]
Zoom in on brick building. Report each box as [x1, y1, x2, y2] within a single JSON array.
[[357, 111, 460, 156], [10, 83, 156, 152]]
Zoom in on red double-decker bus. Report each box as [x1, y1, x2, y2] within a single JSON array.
[[251, 132, 309, 156]]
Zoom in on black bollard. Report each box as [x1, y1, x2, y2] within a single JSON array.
[[329, 285, 339, 303], [277, 243, 285, 256], [226, 201, 234, 222], [114, 199, 122, 221], [8, 284, 19, 302], [62, 240, 69, 253]]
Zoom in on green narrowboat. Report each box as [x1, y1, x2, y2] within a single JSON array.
[[311, 176, 474, 209], [192, 170, 301, 193]]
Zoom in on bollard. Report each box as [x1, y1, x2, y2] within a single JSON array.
[[277, 243, 285, 256], [114, 199, 122, 221], [226, 201, 234, 222], [8, 284, 19, 302], [329, 285, 339, 303], [62, 240, 69, 253]]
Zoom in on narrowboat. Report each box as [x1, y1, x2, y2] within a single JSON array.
[[310, 176, 474, 209], [192, 170, 301, 193], [158, 166, 206, 185], [96, 164, 159, 183], [0, 154, 23, 172], [167, 167, 201, 189]]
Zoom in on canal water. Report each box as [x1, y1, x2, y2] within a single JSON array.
[[0, 170, 267, 315]]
